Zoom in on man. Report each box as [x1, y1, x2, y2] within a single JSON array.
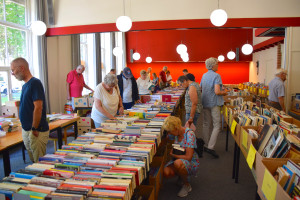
[[11, 57, 49, 163], [200, 57, 229, 158], [66, 65, 94, 101], [183, 69, 195, 81], [109, 69, 116, 75], [117, 67, 140, 109], [159, 66, 168, 89], [268, 68, 287, 111]]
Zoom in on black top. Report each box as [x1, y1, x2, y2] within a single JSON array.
[[117, 73, 139, 102]]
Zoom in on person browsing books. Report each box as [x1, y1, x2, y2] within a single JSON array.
[[11, 57, 49, 163], [268, 68, 287, 111], [91, 74, 124, 128], [136, 70, 152, 95], [162, 116, 200, 198], [200, 57, 230, 158]]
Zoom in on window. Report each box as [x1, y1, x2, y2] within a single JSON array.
[[0, 0, 28, 105], [100, 32, 112, 82], [115, 32, 124, 75]]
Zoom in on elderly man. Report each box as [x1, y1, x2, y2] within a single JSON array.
[[200, 57, 229, 158], [66, 65, 94, 100], [159, 66, 168, 89], [11, 57, 49, 163], [268, 68, 287, 111]]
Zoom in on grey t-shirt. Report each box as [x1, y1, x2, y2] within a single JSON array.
[[185, 82, 203, 114]]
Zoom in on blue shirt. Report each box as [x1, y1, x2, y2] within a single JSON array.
[[19, 77, 49, 131], [268, 76, 285, 102], [200, 70, 224, 108]]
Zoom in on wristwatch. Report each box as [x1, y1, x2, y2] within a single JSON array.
[[32, 127, 37, 131]]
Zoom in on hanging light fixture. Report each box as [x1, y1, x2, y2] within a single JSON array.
[[132, 52, 140, 61], [176, 44, 187, 55], [227, 51, 236, 60], [116, 0, 132, 32], [218, 55, 225, 62], [182, 56, 189, 62], [113, 46, 123, 56], [146, 57, 152, 63], [241, 44, 253, 55], [210, 0, 227, 27], [31, 20, 47, 36], [180, 52, 189, 60]]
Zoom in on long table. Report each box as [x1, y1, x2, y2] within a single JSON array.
[[0, 117, 80, 176]]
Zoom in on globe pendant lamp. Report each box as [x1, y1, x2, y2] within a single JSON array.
[[210, 9, 228, 27], [132, 52, 140, 61], [146, 57, 152, 63], [113, 46, 123, 56], [116, 16, 132, 32], [241, 44, 253, 55], [180, 52, 189, 60], [227, 51, 236, 60], [31, 20, 47, 36], [176, 44, 187, 55], [218, 55, 225, 62]]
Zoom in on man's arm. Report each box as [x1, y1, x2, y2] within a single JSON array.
[[214, 84, 228, 96], [84, 84, 94, 93], [32, 100, 43, 137], [66, 82, 71, 100], [278, 96, 285, 111], [187, 86, 198, 125]]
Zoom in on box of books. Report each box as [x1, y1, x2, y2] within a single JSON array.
[[78, 126, 91, 135], [88, 97, 94, 107], [1, 105, 19, 118], [77, 117, 92, 127], [74, 97, 88, 107], [132, 185, 155, 200], [240, 126, 259, 158], [256, 159, 300, 200]]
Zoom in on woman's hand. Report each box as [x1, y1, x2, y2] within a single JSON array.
[[119, 106, 124, 115]]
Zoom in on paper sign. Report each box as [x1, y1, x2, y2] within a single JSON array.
[[225, 106, 228, 118], [267, 90, 269, 96], [242, 129, 248, 150], [231, 120, 237, 135], [262, 90, 265, 94], [259, 89, 261, 93], [246, 144, 256, 169], [0, 194, 5, 200], [261, 169, 277, 200]]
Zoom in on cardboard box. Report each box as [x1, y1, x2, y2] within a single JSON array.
[[149, 156, 163, 200], [256, 159, 300, 200], [88, 97, 94, 107], [74, 97, 88, 107], [133, 185, 155, 200], [1, 105, 19, 118], [77, 117, 92, 127], [78, 126, 91, 135], [292, 98, 300, 113], [5, 100, 20, 107], [240, 126, 258, 158]]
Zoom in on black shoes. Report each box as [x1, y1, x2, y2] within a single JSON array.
[[204, 147, 219, 158]]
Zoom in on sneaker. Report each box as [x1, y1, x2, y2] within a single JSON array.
[[204, 147, 219, 158], [177, 184, 192, 197]]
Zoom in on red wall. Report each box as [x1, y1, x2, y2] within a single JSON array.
[[128, 62, 249, 84], [126, 29, 253, 63]]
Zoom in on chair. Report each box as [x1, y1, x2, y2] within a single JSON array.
[[49, 125, 75, 151]]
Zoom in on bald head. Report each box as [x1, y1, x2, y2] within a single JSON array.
[[11, 57, 31, 81]]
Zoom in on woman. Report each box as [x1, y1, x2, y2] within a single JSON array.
[[177, 75, 202, 128], [136, 70, 151, 95], [166, 70, 172, 85], [163, 116, 199, 197], [91, 74, 124, 128], [152, 72, 159, 93], [146, 67, 152, 80]]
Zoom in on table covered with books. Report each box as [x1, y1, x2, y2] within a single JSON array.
[[222, 96, 300, 200], [0, 87, 185, 200]]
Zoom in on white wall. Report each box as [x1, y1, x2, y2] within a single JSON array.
[[47, 36, 72, 113], [251, 45, 279, 85], [286, 27, 300, 112], [51, 0, 300, 27]]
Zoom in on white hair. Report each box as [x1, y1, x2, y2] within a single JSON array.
[[275, 68, 287, 76], [77, 65, 85, 70], [104, 74, 118, 86], [163, 66, 168, 70], [205, 57, 218, 70]]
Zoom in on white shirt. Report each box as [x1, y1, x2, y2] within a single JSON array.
[[91, 83, 119, 123], [137, 77, 151, 95], [167, 75, 172, 81], [122, 76, 132, 103]]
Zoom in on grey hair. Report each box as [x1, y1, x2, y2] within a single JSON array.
[[104, 74, 118, 86], [205, 57, 218, 70], [275, 68, 287, 76], [77, 65, 85, 70], [163, 66, 168, 70], [140, 70, 147, 76]]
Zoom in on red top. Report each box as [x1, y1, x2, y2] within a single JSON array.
[[159, 70, 167, 83], [66, 69, 85, 98]]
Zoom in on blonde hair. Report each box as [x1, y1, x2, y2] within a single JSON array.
[[162, 116, 181, 133], [140, 70, 147, 76]]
